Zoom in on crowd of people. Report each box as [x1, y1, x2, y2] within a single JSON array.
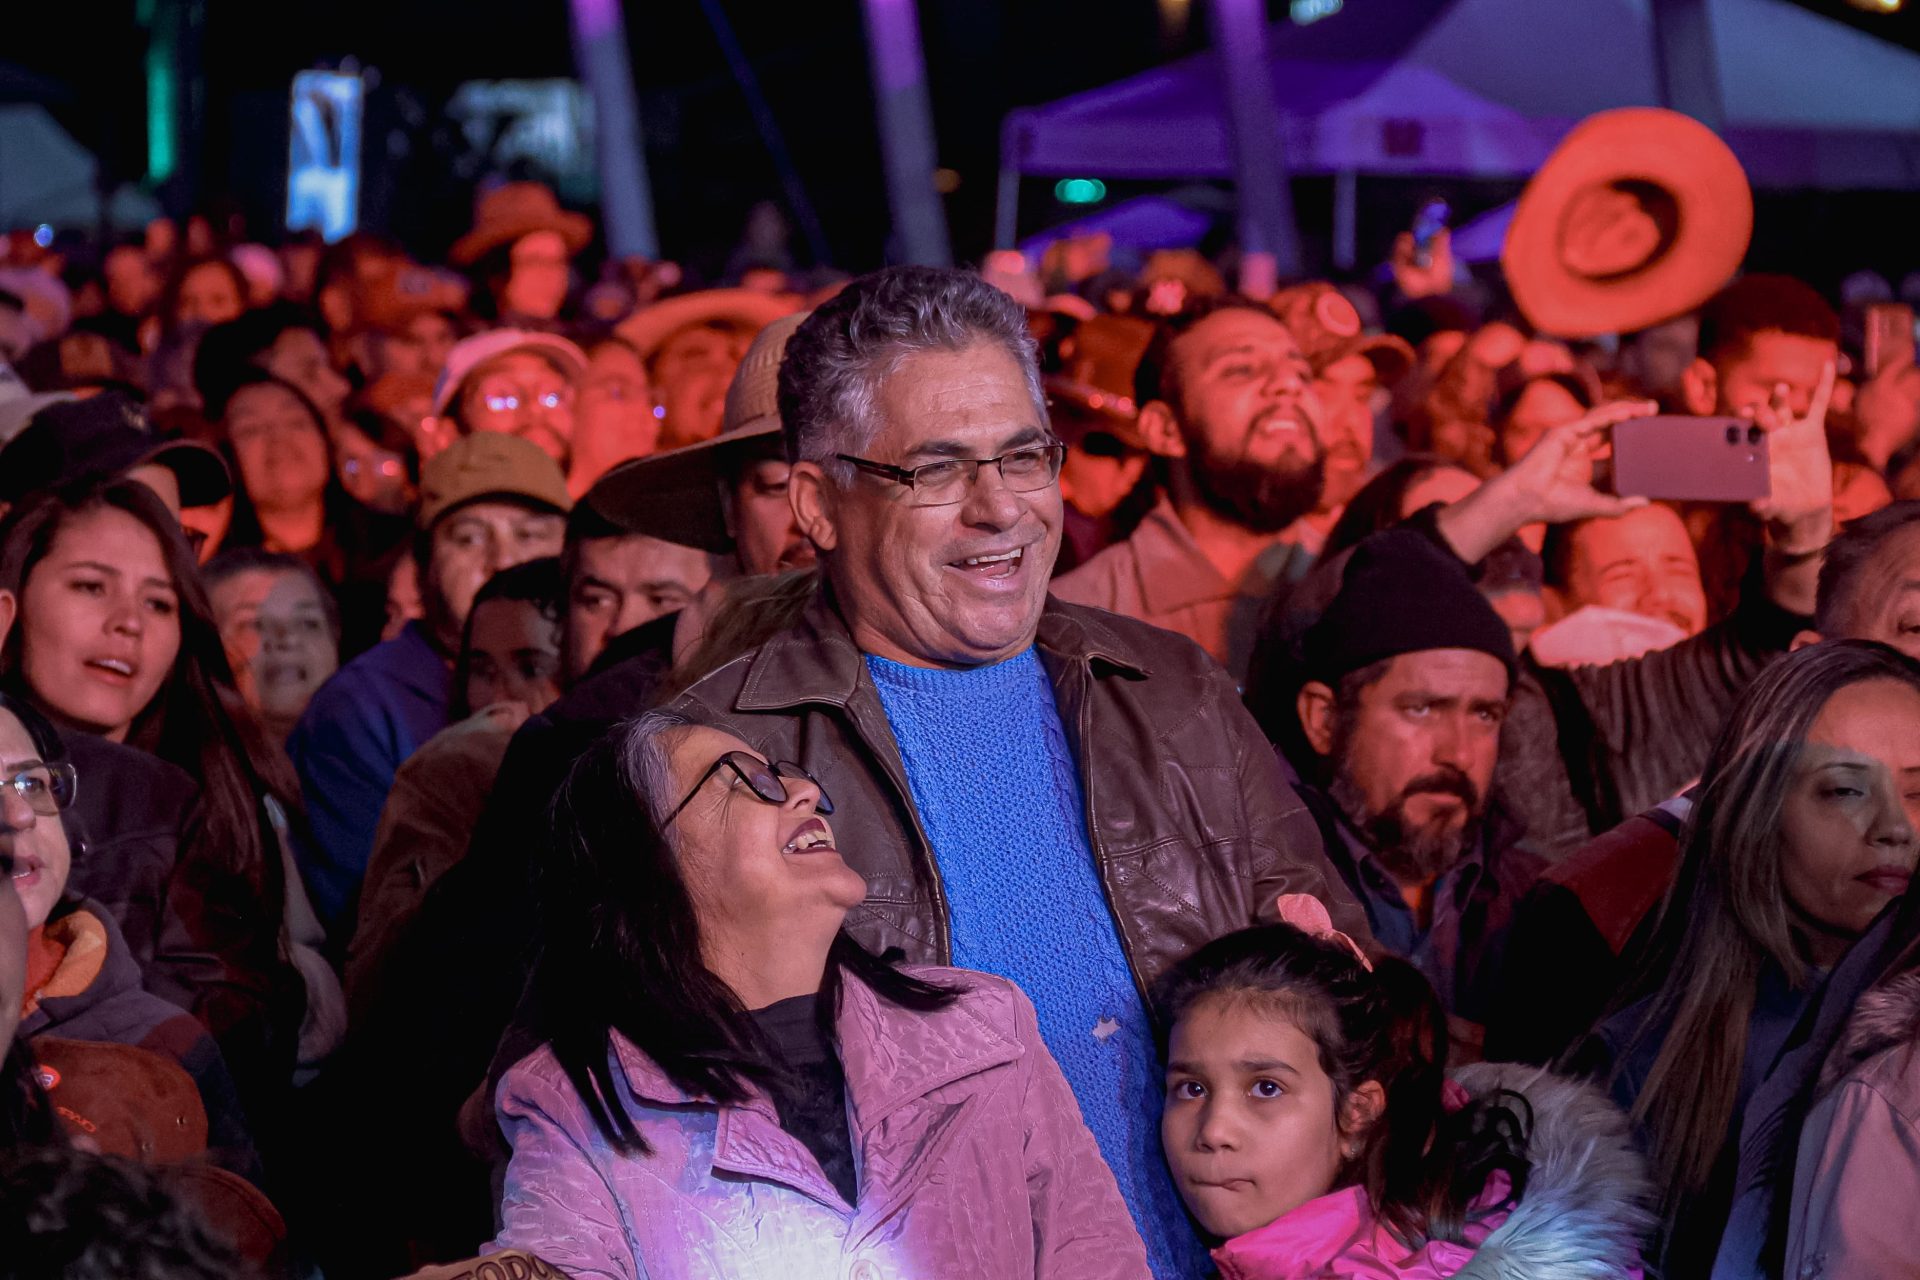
[[4, 105, 1920, 1280]]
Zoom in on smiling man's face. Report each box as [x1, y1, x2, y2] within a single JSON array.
[[799, 340, 1060, 669]]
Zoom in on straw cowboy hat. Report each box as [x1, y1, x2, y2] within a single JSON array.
[[451, 182, 593, 267], [1502, 107, 1753, 340], [613, 288, 797, 363], [587, 310, 810, 551]]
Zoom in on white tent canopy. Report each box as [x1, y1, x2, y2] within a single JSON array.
[[998, 0, 1920, 246]]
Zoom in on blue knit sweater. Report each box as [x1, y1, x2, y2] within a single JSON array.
[[866, 648, 1206, 1278]]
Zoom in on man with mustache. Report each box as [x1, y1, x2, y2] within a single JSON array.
[[1051, 297, 1328, 682], [1286, 527, 1545, 1036]]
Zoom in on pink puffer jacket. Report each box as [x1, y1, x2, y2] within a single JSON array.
[[487, 966, 1149, 1280]]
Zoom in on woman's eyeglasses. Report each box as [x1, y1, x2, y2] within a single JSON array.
[[662, 751, 833, 827], [0, 761, 77, 817]]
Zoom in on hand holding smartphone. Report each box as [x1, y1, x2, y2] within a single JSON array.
[[1606, 415, 1772, 503]]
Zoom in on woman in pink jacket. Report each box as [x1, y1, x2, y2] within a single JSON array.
[[1156, 906, 1653, 1279], [484, 710, 1149, 1280]]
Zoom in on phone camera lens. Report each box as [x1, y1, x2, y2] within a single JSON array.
[[1726, 425, 1740, 444], [1747, 425, 1763, 445]]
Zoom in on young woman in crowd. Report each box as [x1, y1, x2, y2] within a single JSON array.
[[1156, 907, 1651, 1279], [490, 710, 1149, 1279], [0, 478, 305, 1131], [1574, 639, 1920, 1274], [0, 690, 259, 1179], [155, 254, 249, 346], [211, 370, 409, 655]]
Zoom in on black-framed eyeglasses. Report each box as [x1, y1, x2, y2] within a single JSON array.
[[662, 751, 833, 827], [834, 442, 1065, 508], [0, 761, 77, 817]]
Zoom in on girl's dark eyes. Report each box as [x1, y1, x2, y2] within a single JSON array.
[[1169, 1079, 1206, 1100], [1251, 1079, 1284, 1099]]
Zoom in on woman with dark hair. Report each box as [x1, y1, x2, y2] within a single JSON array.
[[1156, 911, 1650, 1277], [0, 478, 302, 1136], [211, 370, 409, 657], [1574, 640, 1920, 1275], [157, 254, 248, 345], [490, 710, 1148, 1278]]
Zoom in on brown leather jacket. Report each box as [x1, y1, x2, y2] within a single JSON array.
[[667, 593, 1366, 997]]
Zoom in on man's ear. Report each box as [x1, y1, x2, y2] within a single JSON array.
[[1137, 399, 1188, 460], [1338, 1080, 1388, 1159], [788, 461, 839, 554], [1680, 358, 1719, 416], [0, 588, 14, 649], [1297, 680, 1338, 756], [1791, 628, 1823, 651]]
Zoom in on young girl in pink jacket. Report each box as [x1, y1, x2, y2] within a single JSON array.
[[1156, 902, 1652, 1280]]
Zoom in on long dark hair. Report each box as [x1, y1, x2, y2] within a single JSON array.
[[0, 478, 287, 898], [531, 710, 955, 1154], [1621, 640, 1920, 1218], [212, 371, 362, 579], [1321, 454, 1471, 562], [1156, 924, 1531, 1248]]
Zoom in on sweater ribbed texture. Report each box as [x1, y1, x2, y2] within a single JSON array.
[[866, 648, 1206, 1278]]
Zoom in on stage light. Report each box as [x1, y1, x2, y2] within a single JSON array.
[[1846, 0, 1901, 11], [1054, 178, 1107, 205], [1291, 0, 1343, 23]]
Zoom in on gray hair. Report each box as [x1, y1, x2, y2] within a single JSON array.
[[775, 265, 1046, 481], [624, 708, 696, 829]]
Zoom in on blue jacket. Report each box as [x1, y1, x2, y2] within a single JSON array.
[[288, 621, 450, 931]]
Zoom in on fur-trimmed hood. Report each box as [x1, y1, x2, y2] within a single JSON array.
[[1819, 969, 1920, 1095], [1450, 1063, 1657, 1280]]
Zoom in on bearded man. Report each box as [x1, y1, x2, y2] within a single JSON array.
[[1285, 528, 1546, 1033], [1052, 298, 1326, 681]]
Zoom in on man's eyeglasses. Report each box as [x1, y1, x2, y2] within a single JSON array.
[[662, 751, 833, 827], [835, 443, 1065, 508], [1, 762, 77, 817], [477, 387, 574, 415]]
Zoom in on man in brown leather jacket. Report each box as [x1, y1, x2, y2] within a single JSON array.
[[666, 265, 1362, 1276]]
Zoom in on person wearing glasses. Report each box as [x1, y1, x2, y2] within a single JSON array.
[[488, 710, 1148, 1279], [422, 329, 588, 470], [1051, 298, 1333, 684], [0, 689, 259, 1181], [667, 265, 1362, 1279]]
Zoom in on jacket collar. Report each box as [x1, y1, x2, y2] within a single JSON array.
[[1211, 1184, 1373, 1280], [730, 590, 1151, 715], [609, 968, 1025, 1212]]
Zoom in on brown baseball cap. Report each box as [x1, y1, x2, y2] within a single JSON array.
[[417, 432, 572, 530], [585, 310, 808, 552], [1270, 282, 1414, 388]]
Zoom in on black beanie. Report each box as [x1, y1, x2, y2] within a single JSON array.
[[1301, 529, 1517, 685]]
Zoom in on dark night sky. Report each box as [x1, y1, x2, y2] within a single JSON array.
[[8, 0, 1920, 277]]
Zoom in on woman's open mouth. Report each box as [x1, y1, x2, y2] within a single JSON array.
[[781, 817, 836, 855]]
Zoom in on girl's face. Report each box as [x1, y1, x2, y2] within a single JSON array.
[[1779, 678, 1920, 960], [18, 507, 182, 741], [1162, 995, 1357, 1240]]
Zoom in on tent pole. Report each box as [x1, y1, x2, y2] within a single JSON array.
[[569, 0, 661, 260], [1333, 170, 1357, 272], [1650, 0, 1724, 130], [994, 164, 1019, 250], [1205, 0, 1303, 288], [860, 0, 953, 267]]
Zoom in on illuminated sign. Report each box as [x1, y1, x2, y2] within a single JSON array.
[[286, 71, 363, 243], [1291, 0, 1343, 23]]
